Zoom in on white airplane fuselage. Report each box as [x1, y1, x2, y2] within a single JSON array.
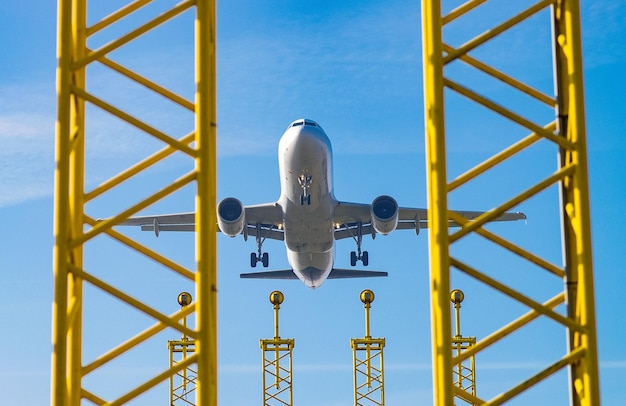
[[277, 122, 337, 288]]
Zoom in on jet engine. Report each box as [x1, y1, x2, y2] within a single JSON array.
[[370, 195, 399, 235], [217, 197, 245, 237]]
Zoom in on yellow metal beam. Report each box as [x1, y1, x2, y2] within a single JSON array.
[[421, 0, 453, 404], [553, 1, 600, 404], [195, 0, 218, 404]]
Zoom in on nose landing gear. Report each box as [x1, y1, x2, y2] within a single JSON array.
[[298, 174, 312, 206]]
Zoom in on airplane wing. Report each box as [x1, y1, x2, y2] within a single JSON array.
[[333, 201, 526, 240], [117, 212, 196, 235], [114, 202, 285, 241], [241, 203, 285, 241]]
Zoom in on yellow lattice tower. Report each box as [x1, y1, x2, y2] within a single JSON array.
[[351, 290, 385, 406], [52, 0, 217, 404], [169, 292, 197, 405], [260, 291, 295, 406], [450, 289, 476, 405], [422, 0, 599, 405]]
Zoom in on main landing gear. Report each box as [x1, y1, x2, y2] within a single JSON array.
[[251, 223, 270, 268], [350, 222, 369, 266]]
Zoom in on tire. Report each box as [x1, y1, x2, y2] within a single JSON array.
[[250, 252, 257, 268], [350, 251, 357, 266], [362, 251, 369, 266], [262, 252, 269, 267]]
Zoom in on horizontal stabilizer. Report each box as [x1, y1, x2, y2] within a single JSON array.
[[240, 268, 388, 280], [328, 268, 388, 279], [240, 269, 298, 279]]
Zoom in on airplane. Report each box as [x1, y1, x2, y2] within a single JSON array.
[[116, 118, 526, 289]]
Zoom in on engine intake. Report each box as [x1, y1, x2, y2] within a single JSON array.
[[370, 195, 399, 235], [217, 197, 245, 237]]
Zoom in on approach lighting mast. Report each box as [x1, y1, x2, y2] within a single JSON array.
[[260, 291, 295, 406], [351, 289, 385, 406], [450, 289, 476, 405], [169, 292, 197, 405]]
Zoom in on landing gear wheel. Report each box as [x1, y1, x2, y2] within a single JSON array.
[[350, 251, 357, 266], [250, 252, 258, 268], [362, 251, 369, 266], [262, 252, 269, 267]]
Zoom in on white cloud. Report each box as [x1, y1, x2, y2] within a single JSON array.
[[0, 87, 56, 208]]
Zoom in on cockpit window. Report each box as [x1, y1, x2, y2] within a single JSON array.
[[288, 119, 322, 130]]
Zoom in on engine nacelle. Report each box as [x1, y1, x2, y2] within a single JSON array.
[[370, 195, 399, 235], [217, 197, 245, 237]]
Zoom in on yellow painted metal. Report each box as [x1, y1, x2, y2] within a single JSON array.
[[52, 0, 217, 404], [553, 1, 601, 404], [421, 0, 453, 405], [450, 290, 477, 405], [261, 291, 294, 406], [422, 0, 600, 404], [350, 290, 385, 406], [52, 0, 86, 404], [170, 293, 197, 405], [195, 0, 218, 403]]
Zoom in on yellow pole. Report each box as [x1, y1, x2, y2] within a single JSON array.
[[68, 2, 86, 404], [272, 291, 284, 389], [194, 0, 218, 405], [53, 0, 86, 404], [51, 0, 72, 404], [451, 290, 464, 390], [422, 0, 453, 404], [553, 1, 600, 404]]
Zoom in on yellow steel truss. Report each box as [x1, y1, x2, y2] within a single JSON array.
[[260, 291, 295, 406], [52, 1, 217, 405], [351, 290, 385, 406], [422, 1, 599, 405]]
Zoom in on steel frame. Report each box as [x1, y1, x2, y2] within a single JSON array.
[[169, 339, 198, 405], [260, 339, 295, 406], [422, 0, 599, 404], [351, 290, 385, 406], [52, 0, 217, 405], [261, 292, 294, 406], [351, 338, 386, 406]]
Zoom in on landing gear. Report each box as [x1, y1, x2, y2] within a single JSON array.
[[250, 223, 270, 268], [298, 174, 312, 205], [300, 194, 311, 205], [251, 252, 269, 268], [349, 222, 369, 266]]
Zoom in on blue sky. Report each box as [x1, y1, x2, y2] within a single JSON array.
[[1, 0, 625, 404]]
